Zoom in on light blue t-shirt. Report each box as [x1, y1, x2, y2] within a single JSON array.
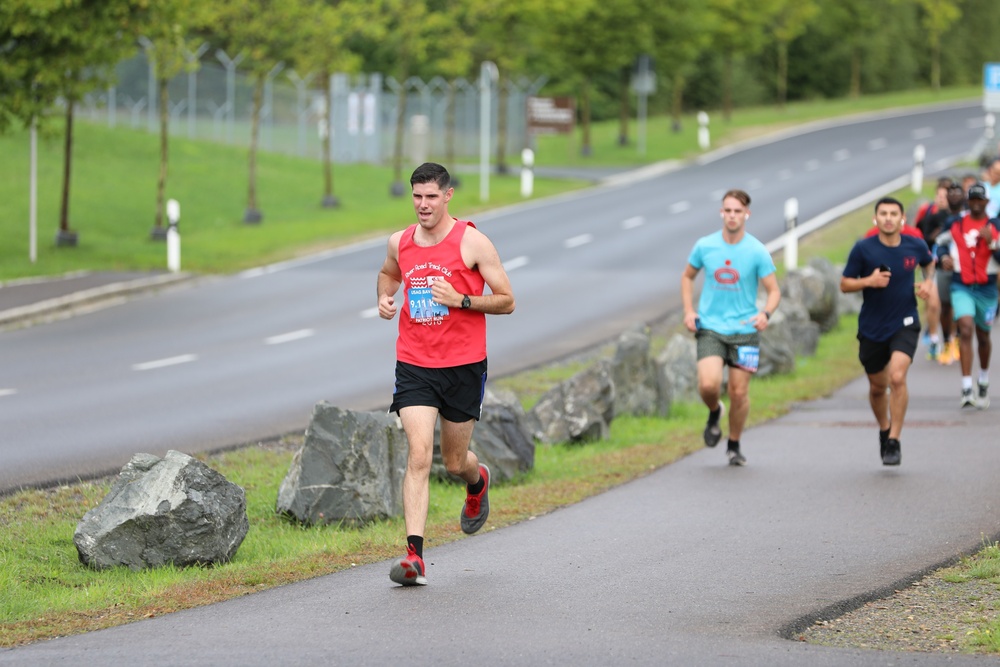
[[987, 181, 1000, 219], [687, 231, 776, 335]]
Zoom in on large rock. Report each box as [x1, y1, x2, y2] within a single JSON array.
[[527, 360, 615, 444], [74, 450, 248, 570], [277, 403, 407, 526], [432, 387, 535, 483], [611, 326, 660, 417], [783, 259, 840, 332], [653, 333, 698, 413]]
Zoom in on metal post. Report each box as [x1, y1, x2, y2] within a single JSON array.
[[698, 111, 710, 150], [912, 144, 925, 194], [521, 148, 534, 198], [166, 199, 181, 273], [480, 61, 498, 203], [30, 119, 37, 263], [784, 197, 799, 270]]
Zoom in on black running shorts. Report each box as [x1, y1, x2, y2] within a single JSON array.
[[857, 322, 920, 375], [389, 359, 487, 422]]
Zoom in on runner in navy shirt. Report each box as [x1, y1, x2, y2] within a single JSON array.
[[841, 197, 934, 466]]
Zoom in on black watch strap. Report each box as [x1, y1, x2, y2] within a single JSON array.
[[461, 294, 471, 309]]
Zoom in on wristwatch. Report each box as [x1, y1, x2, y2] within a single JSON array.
[[461, 294, 471, 309]]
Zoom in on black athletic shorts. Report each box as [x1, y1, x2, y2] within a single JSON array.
[[857, 322, 920, 375], [389, 359, 487, 422]]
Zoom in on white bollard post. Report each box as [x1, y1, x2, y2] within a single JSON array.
[[911, 144, 925, 194], [986, 113, 996, 140], [520, 148, 534, 198], [166, 199, 181, 273], [697, 111, 710, 150], [784, 197, 799, 271]]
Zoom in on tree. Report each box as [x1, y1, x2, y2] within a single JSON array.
[[294, 0, 369, 208], [771, 0, 818, 108], [141, 0, 211, 238], [0, 0, 149, 246], [648, 0, 713, 131], [706, 0, 778, 121], [544, 0, 645, 156], [205, 0, 304, 224], [911, 0, 962, 91]]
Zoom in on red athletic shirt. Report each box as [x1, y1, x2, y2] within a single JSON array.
[[949, 213, 1000, 286], [396, 220, 487, 368]]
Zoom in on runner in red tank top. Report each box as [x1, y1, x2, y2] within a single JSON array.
[[377, 162, 515, 586]]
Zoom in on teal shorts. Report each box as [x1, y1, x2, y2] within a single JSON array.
[[951, 282, 998, 331]]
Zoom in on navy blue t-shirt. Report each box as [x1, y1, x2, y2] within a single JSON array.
[[842, 235, 933, 342]]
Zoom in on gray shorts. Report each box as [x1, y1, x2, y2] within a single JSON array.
[[696, 329, 761, 373], [937, 270, 952, 306]]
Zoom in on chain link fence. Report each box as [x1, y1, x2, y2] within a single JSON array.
[[77, 49, 547, 166]]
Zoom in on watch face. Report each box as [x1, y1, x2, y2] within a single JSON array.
[[462, 295, 471, 309]]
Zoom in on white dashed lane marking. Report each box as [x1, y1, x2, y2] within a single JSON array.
[[132, 354, 198, 371], [868, 138, 888, 150], [0, 388, 17, 397], [669, 201, 691, 214], [806, 159, 821, 171], [265, 329, 315, 345], [833, 149, 850, 161], [622, 216, 645, 229], [564, 234, 593, 249], [912, 127, 934, 140], [503, 255, 529, 271]]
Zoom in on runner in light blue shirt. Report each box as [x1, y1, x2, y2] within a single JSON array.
[[681, 189, 781, 467]]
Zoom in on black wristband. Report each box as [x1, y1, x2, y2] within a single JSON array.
[[764, 310, 772, 320]]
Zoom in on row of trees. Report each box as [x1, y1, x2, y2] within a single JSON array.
[[2, 0, 997, 244]]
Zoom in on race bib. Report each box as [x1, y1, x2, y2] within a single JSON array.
[[736, 345, 760, 372]]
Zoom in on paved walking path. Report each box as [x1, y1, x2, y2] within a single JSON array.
[[3, 330, 1000, 665]]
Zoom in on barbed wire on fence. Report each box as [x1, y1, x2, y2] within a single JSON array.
[[79, 49, 547, 167]]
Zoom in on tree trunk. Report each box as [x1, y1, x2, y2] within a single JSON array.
[[618, 67, 630, 146], [671, 72, 685, 132], [777, 41, 788, 109], [320, 70, 338, 207], [244, 75, 264, 223], [850, 47, 861, 99], [580, 78, 592, 157], [931, 39, 941, 91], [722, 54, 733, 122], [391, 82, 408, 196], [154, 77, 169, 235], [59, 102, 73, 233], [495, 73, 509, 174]]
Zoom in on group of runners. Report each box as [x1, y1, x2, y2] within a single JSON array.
[[375, 159, 1000, 586]]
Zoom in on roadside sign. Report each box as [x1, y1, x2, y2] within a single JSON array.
[[526, 97, 575, 135], [985, 63, 1000, 112]]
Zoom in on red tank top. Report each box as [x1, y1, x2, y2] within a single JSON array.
[[396, 220, 487, 368]]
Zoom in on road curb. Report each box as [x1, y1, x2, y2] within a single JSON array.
[[0, 272, 195, 329]]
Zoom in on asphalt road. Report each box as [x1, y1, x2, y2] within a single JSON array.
[[4, 346, 1000, 665], [0, 101, 992, 495]]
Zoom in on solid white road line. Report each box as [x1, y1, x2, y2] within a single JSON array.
[[265, 329, 315, 345], [132, 354, 198, 371], [564, 234, 593, 249]]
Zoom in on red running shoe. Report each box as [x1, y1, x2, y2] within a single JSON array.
[[389, 545, 427, 586], [460, 464, 491, 534]]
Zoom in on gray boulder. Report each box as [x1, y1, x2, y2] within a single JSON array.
[[527, 360, 615, 444], [611, 326, 660, 417], [432, 387, 535, 483], [74, 450, 248, 570], [277, 403, 407, 526], [783, 260, 840, 332], [653, 333, 698, 414]]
